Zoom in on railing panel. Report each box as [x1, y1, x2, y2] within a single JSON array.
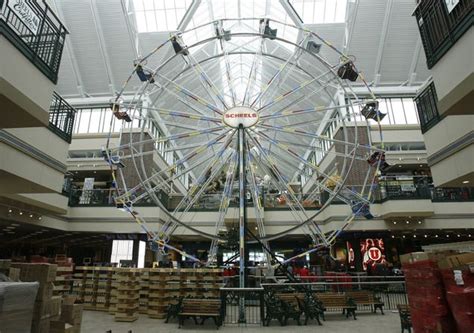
[[0, 0, 68, 83], [220, 288, 265, 326], [414, 81, 441, 133], [49, 92, 76, 143]]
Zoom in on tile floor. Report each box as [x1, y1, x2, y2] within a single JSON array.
[[82, 310, 402, 333]]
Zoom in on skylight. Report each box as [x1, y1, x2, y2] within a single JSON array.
[[133, 0, 192, 33], [289, 0, 348, 24]]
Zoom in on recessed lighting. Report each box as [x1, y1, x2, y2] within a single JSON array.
[[462, 180, 469, 184], [19, 211, 23, 215], [29, 214, 33, 218], [419, 164, 423, 167], [424, 235, 427, 238], [38, 217, 42, 220], [457, 234, 461, 237], [406, 221, 409, 224], [393, 221, 397, 225], [418, 221, 422, 224], [413, 235, 417, 238], [402, 235, 406, 238], [398, 165, 402, 168], [391, 235, 395, 238], [8, 209, 12, 213], [435, 235, 438, 238], [447, 235, 450, 238], [469, 234, 472, 238]]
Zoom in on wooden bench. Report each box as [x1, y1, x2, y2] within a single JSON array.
[[178, 298, 222, 329], [316, 293, 357, 320], [264, 293, 286, 326], [346, 291, 384, 314], [397, 304, 412, 333], [276, 293, 324, 326]]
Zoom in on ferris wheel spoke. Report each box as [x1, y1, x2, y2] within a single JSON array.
[[247, 147, 324, 244], [115, 130, 235, 203], [154, 73, 224, 116], [250, 34, 309, 108], [208, 151, 239, 263], [247, 133, 326, 242], [253, 129, 369, 204], [256, 67, 337, 114], [243, 35, 265, 106], [183, 53, 230, 111], [141, 106, 222, 123], [255, 124, 384, 153], [259, 102, 360, 122]]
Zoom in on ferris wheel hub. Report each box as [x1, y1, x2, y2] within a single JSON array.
[[223, 106, 259, 128]]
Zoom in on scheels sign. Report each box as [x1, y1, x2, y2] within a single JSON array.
[[223, 107, 259, 128], [7, 0, 40, 35]]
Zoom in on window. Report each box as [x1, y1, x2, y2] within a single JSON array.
[[110, 240, 133, 265], [133, 0, 193, 33], [290, 0, 348, 24], [138, 240, 146, 268]]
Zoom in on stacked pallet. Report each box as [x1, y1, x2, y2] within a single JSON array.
[[54, 266, 74, 296], [139, 269, 149, 314], [108, 269, 118, 314], [115, 268, 140, 322], [147, 268, 172, 319], [95, 267, 113, 311]]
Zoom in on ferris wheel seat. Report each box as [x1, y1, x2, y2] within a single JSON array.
[[361, 101, 386, 121], [171, 37, 189, 56], [337, 61, 359, 82], [135, 65, 155, 83], [306, 41, 322, 54]]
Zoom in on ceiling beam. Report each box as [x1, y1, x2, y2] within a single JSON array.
[[372, 0, 393, 86], [279, 0, 304, 28], [90, 0, 117, 95], [120, 0, 140, 59], [177, 0, 202, 31], [407, 37, 422, 86], [51, 0, 86, 97]]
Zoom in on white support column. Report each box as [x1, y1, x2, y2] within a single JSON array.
[[372, 0, 393, 86]]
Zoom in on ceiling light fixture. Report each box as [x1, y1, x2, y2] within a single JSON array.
[[8, 209, 12, 213], [19, 211, 23, 215], [406, 221, 409, 224], [418, 221, 422, 224], [462, 180, 469, 184], [393, 221, 397, 225]]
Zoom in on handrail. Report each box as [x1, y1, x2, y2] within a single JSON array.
[[49, 91, 76, 143]]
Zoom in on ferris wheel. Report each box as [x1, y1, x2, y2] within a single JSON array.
[[105, 18, 387, 268]]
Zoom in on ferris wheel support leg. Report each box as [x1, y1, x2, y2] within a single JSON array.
[[238, 125, 247, 323]]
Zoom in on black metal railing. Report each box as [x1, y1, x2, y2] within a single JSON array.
[[0, 0, 68, 83], [220, 287, 265, 326], [414, 0, 473, 69], [49, 92, 76, 143], [414, 81, 441, 133]]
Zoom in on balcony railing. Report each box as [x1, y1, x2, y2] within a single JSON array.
[[0, 0, 68, 83], [49, 92, 76, 143], [414, 81, 441, 133], [414, 0, 473, 69]]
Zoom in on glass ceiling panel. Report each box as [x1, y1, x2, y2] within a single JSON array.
[[290, 0, 348, 24], [132, 0, 193, 33]]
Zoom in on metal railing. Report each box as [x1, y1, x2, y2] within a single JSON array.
[[49, 92, 76, 143], [414, 0, 473, 69], [414, 81, 441, 133], [0, 0, 68, 83], [220, 287, 265, 326]]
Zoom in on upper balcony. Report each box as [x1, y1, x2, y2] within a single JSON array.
[[0, 0, 67, 128]]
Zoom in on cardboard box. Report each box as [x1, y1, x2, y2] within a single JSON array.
[[61, 303, 83, 326], [438, 252, 474, 270], [400, 250, 458, 265], [9, 267, 20, 281], [0, 259, 12, 270], [11, 263, 58, 283], [31, 317, 50, 333], [36, 282, 54, 301]]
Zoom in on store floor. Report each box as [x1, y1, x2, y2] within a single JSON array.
[[82, 310, 402, 332]]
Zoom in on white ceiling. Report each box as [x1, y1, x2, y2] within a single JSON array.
[[51, 0, 431, 98]]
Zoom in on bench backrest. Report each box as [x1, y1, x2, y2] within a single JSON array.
[[181, 299, 221, 314], [346, 291, 375, 303], [315, 293, 348, 306]]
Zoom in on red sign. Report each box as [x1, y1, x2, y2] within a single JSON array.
[[360, 238, 385, 271], [368, 247, 382, 261]]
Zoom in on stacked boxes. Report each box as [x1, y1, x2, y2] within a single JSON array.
[[115, 268, 140, 322], [10, 263, 59, 333], [139, 269, 149, 314], [51, 296, 84, 333], [401, 251, 458, 333], [147, 268, 173, 319]]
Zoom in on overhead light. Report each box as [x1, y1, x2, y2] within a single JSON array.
[[462, 180, 469, 184], [424, 235, 428, 238], [19, 211, 23, 215], [8, 209, 12, 213], [435, 235, 438, 238], [29, 214, 33, 218], [393, 221, 397, 225], [419, 165, 423, 167], [402, 235, 406, 239], [469, 234, 472, 238], [418, 221, 422, 224], [406, 221, 409, 224], [413, 235, 417, 238], [391, 235, 395, 239], [399, 165, 402, 168], [446, 234, 450, 238], [457, 234, 461, 238], [38, 217, 42, 220]]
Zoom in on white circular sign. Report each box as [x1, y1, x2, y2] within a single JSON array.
[[223, 106, 259, 128], [367, 247, 382, 261]]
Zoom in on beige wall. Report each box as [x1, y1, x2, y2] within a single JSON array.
[[0, 36, 54, 128]]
